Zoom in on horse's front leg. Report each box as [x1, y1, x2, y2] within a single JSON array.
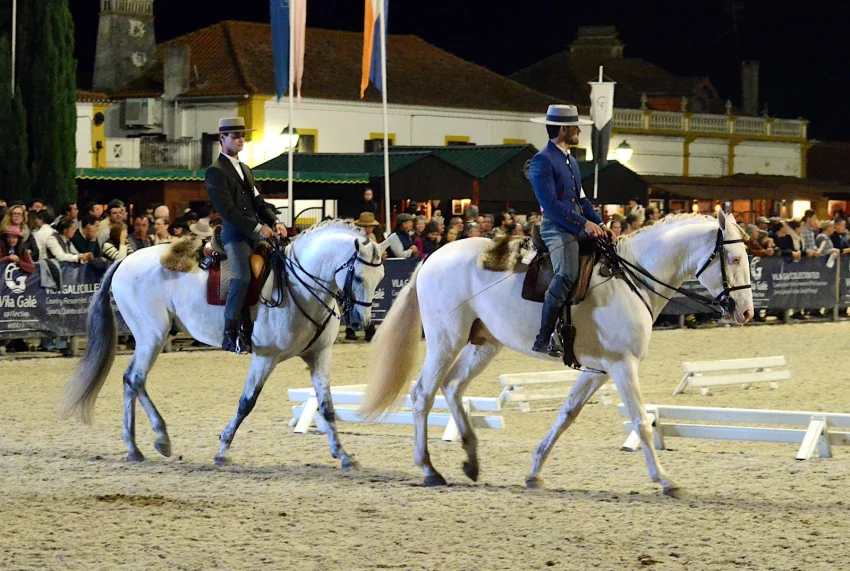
[[215, 354, 277, 466], [302, 348, 357, 470], [526, 370, 608, 488], [609, 357, 682, 497]]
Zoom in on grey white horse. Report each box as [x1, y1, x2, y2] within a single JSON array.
[[63, 220, 386, 468]]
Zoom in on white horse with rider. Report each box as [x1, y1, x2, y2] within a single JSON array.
[[361, 211, 753, 497], [63, 220, 386, 468]]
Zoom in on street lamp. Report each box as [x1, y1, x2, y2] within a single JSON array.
[[615, 140, 633, 163], [280, 125, 300, 151]]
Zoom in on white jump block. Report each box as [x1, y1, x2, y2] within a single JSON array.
[[618, 404, 850, 460], [498, 370, 615, 412], [287, 384, 504, 442], [672, 356, 790, 396]]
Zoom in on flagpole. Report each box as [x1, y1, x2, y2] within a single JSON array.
[[378, 1, 391, 230], [593, 66, 602, 201], [286, 0, 295, 229], [11, 0, 16, 93]]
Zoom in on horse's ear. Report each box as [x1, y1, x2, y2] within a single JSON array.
[[379, 238, 391, 253], [718, 210, 735, 233]]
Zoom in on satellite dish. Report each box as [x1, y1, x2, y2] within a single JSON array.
[[93, 112, 105, 126]]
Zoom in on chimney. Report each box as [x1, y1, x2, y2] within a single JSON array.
[[164, 45, 191, 101], [741, 61, 759, 116]]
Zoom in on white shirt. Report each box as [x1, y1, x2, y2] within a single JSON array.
[[46, 233, 81, 263], [222, 152, 245, 181], [32, 224, 55, 261]]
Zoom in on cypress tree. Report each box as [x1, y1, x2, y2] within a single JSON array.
[[18, 0, 77, 205], [0, 34, 30, 201]]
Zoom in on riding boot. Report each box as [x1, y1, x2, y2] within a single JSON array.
[[532, 295, 564, 357], [222, 319, 240, 353], [237, 307, 253, 354], [344, 327, 357, 341], [364, 323, 376, 342]]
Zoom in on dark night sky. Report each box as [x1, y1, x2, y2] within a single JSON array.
[[67, 0, 848, 141]]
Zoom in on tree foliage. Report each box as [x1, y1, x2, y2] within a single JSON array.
[[0, 34, 30, 201]]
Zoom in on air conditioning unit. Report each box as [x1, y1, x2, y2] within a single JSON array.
[[124, 98, 161, 128]]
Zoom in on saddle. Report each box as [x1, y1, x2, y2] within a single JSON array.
[[521, 228, 600, 305], [206, 225, 274, 307]]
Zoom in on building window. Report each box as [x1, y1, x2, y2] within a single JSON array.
[[366, 132, 396, 152], [445, 135, 473, 146], [503, 138, 526, 145], [295, 128, 318, 153], [570, 147, 587, 161]]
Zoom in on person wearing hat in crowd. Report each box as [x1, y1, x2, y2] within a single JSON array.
[[0, 226, 36, 274], [343, 212, 384, 342], [189, 218, 215, 240], [205, 116, 286, 354], [386, 213, 418, 259], [755, 216, 770, 233], [528, 104, 605, 357], [414, 221, 442, 260]]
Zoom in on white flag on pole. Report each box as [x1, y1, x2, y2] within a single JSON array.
[[589, 80, 615, 165]]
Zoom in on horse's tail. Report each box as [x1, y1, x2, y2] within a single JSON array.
[[360, 262, 424, 420], [61, 259, 123, 424]]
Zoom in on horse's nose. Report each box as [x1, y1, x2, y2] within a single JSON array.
[[742, 308, 753, 323]]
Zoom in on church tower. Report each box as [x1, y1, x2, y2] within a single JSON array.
[[92, 0, 156, 93]]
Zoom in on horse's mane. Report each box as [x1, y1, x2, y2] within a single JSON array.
[[621, 213, 748, 241], [294, 218, 365, 240]]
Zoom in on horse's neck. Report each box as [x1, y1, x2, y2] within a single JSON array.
[[619, 221, 716, 316]]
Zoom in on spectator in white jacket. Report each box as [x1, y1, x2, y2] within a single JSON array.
[[31, 210, 55, 261], [47, 218, 92, 263]]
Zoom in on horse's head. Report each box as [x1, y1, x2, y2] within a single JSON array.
[[331, 234, 386, 331], [694, 210, 754, 325]]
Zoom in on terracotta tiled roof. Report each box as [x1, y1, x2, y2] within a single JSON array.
[[76, 89, 111, 103], [511, 53, 725, 114], [114, 21, 556, 113]]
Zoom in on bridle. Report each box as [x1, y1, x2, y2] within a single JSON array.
[[693, 228, 752, 316], [262, 236, 382, 350], [601, 227, 751, 318]]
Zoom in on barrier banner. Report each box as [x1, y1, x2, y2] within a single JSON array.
[[1, 262, 128, 338], [660, 256, 838, 315], [371, 258, 416, 323]]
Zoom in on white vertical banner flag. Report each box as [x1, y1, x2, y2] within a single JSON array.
[[589, 79, 615, 166]]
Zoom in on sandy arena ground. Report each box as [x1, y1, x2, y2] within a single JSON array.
[[1, 322, 849, 570]]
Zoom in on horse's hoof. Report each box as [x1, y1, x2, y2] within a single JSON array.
[[462, 461, 479, 482], [525, 476, 545, 489], [213, 455, 231, 467], [154, 439, 172, 458], [424, 473, 448, 487], [126, 451, 145, 462], [663, 485, 686, 499], [341, 457, 359, 471]]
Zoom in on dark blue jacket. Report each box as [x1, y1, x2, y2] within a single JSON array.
[[529, 141, 602, 234]]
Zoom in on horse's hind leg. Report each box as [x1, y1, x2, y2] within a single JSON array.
[[412, 334, 467, 486], [441, 339, 502, 482], [525, 370, 608, 489], [122, 341, 166, 461], [302, 347, 356, 470], [215, 353, 277, 466], [609, 357, 681, 497]]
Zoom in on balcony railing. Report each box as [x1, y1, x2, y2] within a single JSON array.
[[612, 109, 807, 139], [101, 0, 153, 15], [139, 139, 202, 170]]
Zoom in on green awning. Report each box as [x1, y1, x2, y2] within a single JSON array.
[[76, 168, 367, 184], [256, 152, 431, 178], [431, 145, 530, 178]]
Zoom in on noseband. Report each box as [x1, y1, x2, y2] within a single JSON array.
[[694, 228, 752, 315]]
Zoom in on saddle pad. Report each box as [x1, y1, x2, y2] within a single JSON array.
[[206, 254, 270, 307], [521, 253, 596, 305]]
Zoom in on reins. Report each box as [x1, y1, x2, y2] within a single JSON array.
[[262, 235, 382, 352]]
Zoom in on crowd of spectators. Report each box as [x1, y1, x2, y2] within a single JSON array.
[[4, 189, 850, 348], [0, 197, 218, 277]]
